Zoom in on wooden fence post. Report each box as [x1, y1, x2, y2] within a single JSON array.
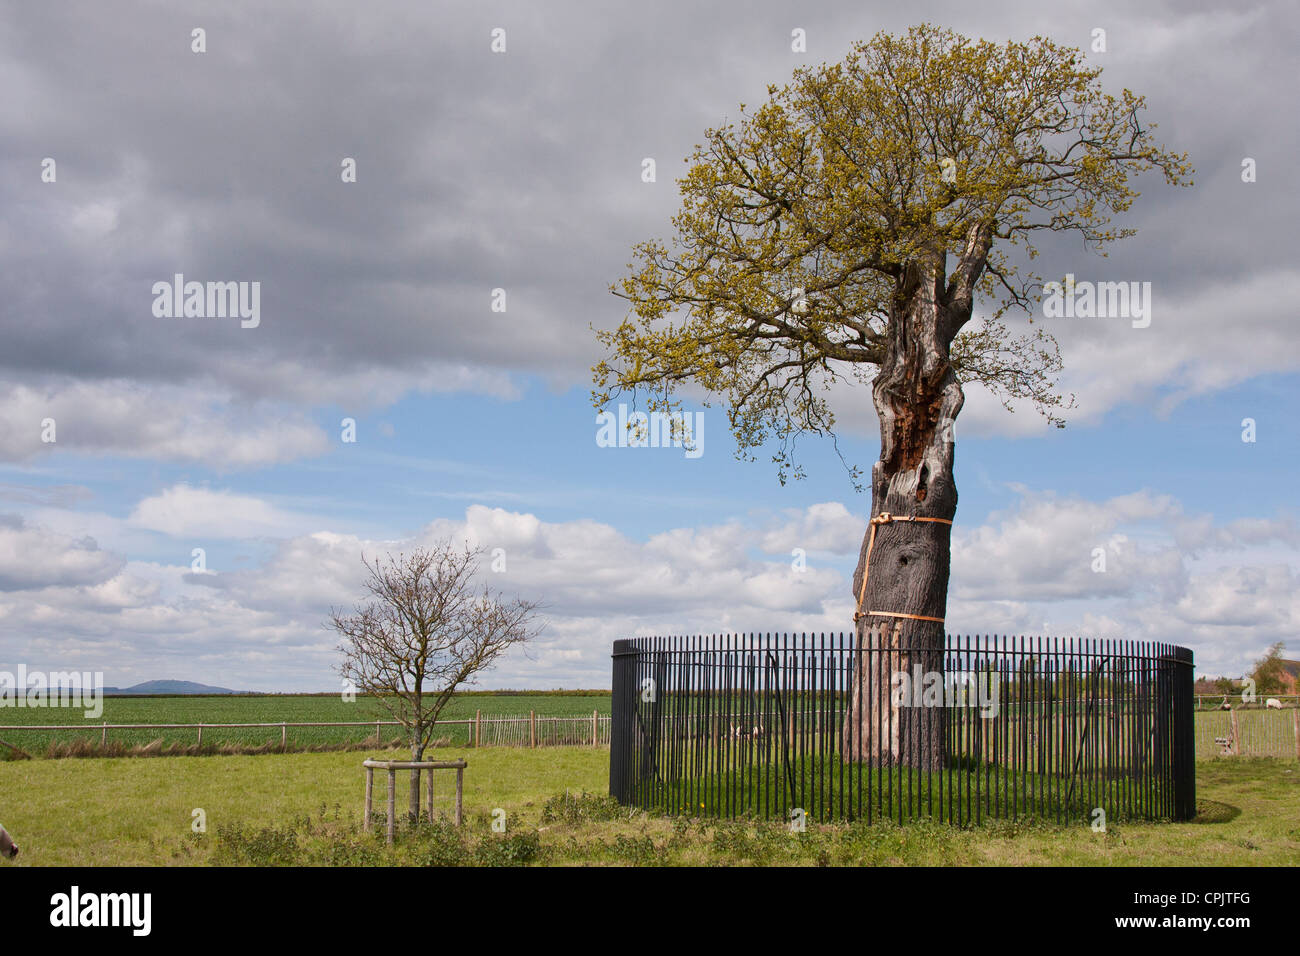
[[1230, 709, 1240, 755], [376, 720, 381, 746], [196, 723, 203, 747], [364, 767, 373, 831], [592, 709, 598, 746], [530, 710, 536, 748], [386, 769, 396, 845], [427, 767, 435, 823], [455, 766, 464, 826], [475, 709, 481, 748], [1294, 709, 1299, 761], [101, 722, 107, 747]]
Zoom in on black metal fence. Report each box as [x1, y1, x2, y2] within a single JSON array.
[[610, 634, 1196, 825]]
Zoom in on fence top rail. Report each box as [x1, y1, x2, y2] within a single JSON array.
[[614, 634, 1193, 661], [363, 759, 467, 770]]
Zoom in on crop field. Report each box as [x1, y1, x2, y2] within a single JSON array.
[[0, 693, 611, 752], [1, 694, 1292, 760]]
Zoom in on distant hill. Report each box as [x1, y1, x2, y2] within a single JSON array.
[[102, 680, 247, 696]]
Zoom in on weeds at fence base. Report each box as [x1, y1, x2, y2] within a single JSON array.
[[200, 788, 1093, 867], [540, 789, 635, 825], [210, 804, 541, 867]]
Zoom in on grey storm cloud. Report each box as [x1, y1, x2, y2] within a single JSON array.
[[2, 0, 1296, 423]]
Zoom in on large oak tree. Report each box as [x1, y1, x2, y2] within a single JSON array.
[[593, 25, 1190, 767]]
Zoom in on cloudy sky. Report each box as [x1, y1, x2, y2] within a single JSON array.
[[1, 0, 1296, 691]]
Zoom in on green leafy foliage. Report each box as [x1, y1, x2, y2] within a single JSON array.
[[593, 23, 1191, 483]]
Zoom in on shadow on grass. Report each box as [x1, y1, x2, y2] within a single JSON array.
[[1190, 799, 1241, 824]]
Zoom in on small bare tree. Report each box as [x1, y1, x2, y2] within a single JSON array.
[[331, 541, 542, 822]]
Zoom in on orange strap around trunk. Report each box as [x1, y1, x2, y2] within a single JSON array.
[[853, 513, 954, 624]]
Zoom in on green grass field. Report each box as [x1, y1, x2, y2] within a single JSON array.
[[0, 747, 1295, 866], [0, 693, 611, 752]]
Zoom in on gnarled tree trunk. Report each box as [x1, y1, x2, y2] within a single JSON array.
[[843, 243, 979, 769]]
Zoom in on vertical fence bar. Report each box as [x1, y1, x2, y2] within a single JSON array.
[[608, 639, 632, 805], [796, 632, 805, 821], [884, 624, 893, 825], [1140, 641, 1151, 818], [1125, 639, 1134, 821], [1011, 636, 1020, 820], [701, 635, 712, 815], [906, 630, 914, 822], [1029, 637, 1038, 822], [722, 634, 732, 819], [1173, 644, 1196, 820], [854, 626, 862, 823], [762, 632, 771, 821], [1164, 642, 1175, 816], [685, 635, 694, 806], [821, 632, 830, 823], [940, 633, 949, 824], [741, 634, 751, 819], [834, 630, 842, 822], [654, 637, 664, 813], [667, 635, 676, 813], [855, 625, 864, 824], [1049, 637, 1058, 826], [1068, 637, 1077, 823]]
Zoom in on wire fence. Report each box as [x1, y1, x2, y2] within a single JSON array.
[[1196, 708, 1300, 759], [1194, 694, 1298, 710], [610, 634, 1198, 825], [0, 711, 610, 754]]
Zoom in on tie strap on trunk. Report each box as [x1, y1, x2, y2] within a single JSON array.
[[852, 512, 954, 624]]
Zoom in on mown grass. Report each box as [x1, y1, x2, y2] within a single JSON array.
[[0, 747, 1295, 866]]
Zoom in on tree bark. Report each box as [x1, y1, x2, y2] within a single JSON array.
[[844, 245, 973, 770]]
